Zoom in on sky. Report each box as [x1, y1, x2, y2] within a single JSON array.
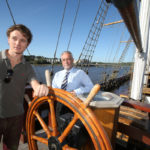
[[0, 0, 135, 62]]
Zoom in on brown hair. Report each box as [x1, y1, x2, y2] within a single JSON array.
[[7, 24, 32, 44]]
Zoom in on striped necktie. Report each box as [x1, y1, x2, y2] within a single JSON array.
[[61, 71, 70, 90]]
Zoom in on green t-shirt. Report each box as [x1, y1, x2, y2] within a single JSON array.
[[0, 50, 37, 118]]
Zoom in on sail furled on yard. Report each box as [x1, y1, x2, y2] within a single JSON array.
[[130, 0, 150, 100], [111, 0, 150, 100], [110, 0, 150, 100], [76, 0, 109, 73]]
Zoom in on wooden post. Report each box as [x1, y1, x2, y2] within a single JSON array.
[[45, 69, 52, 86]]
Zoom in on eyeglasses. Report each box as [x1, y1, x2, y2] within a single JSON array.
[[4, 69, 14, 83]]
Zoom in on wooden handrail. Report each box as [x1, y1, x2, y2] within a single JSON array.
[[122, 99, 150, 113]]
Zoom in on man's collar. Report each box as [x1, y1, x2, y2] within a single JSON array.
[[1, 50, 7, 59], [64, 67, 74, 73], [2, 49, 26, 64]]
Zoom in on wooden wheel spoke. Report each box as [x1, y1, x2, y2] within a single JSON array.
[[33, 110, 51, 138], [31, 135, 48, 145], [48, 99, 58, 136], [62, 144, 78, 150], [58, 114, 78, 143]]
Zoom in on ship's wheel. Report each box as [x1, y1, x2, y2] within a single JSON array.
[[26, 84, 112, 150]]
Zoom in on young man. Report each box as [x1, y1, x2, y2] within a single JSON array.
[[52, 51, 93, 95], [0, 24, 49, 150]]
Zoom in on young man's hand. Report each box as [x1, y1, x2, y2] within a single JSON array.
[[33, 84, 49, 97], [31, 80, 49, 97], [70, 90, 76, 96]]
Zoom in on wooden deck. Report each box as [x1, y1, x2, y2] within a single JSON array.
[[0, 140, 48, 150], [116, 99, 150, 149]]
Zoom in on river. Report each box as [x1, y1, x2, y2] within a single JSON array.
[[32, 65, 131, 96]]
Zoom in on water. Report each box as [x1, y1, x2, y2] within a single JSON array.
[[32, 64, 130, 96]]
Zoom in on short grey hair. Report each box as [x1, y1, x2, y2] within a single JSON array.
[[61, 51, 73, 59]]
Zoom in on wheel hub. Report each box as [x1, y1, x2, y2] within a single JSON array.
[[48, 136, 62, 150]]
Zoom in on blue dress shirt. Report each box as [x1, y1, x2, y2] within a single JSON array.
[[52, 67, 94, 95]]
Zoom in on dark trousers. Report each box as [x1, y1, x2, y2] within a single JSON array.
[[0, 114, 24, 150]]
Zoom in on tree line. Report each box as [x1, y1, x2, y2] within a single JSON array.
[[24, 55, 133, 66]]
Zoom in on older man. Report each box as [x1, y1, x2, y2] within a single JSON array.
[[52, 51, 93, 148], [52, 51, 93, 95]]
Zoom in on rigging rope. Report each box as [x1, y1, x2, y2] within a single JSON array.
[[101, 23, 133, 83], [105, 24, 124, 81], [112, 25, 125, 62], [66, 0, 80, 51], [51, 0, 68, 74], [109, 36, 132, 80], [5, 0, 16, 25]]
